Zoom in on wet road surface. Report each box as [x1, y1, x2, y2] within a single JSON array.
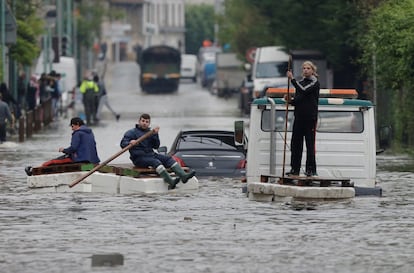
[[0, 62, 413, 273]]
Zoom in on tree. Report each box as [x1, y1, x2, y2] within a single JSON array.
[[7, 0, 43, 66], [358, 0, 414, 149], [184, 4, 215, 54], [218, 0, 366, 87], [217, 0, 275, 60]]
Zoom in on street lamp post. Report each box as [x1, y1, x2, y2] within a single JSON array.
[[1, 0, 5, 82]]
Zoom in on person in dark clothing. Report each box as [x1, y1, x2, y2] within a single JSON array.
[[94, 74, 120, 121], [26, 75, 38, 111], [25, 117, 100, 175], [0, 93, 13, 143], [120, 113, 195, 189], [0, 82, 17, 106], [285, 61, 320, 177], [38, 73, 50, 104], [79, 72, 99, 125], [0, 82, 18, 125]]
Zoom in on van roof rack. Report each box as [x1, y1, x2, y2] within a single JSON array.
[[266, 88, 358, 99]]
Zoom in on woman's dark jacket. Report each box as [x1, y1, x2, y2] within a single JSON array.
[[290, 75, 320, 120]]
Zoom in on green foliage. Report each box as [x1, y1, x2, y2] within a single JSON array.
[[359, 0, 414, 147], [8, 19, 41, 65], [76, 1, 106, 49], [219, 0, 362, 71], [185, 4, 215, 54], [76, 0, 125, 49], [218, 0, 275, 60], [7, 0, 43, 66]]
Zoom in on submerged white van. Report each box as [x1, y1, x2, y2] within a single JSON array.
[[236, 88, 382, 200], [252, 46, 289, 98]]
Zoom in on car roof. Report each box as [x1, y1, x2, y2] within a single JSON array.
[[178, 130, 234, 136]]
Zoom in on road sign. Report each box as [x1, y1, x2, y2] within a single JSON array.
[[246, 47, 256, 63]]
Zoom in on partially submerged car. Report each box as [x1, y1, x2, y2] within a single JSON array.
[[160, 130, 247, 178]]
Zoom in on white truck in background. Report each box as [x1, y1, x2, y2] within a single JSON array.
[[251, 46, 289, 99], [214, 52, 245, 98]]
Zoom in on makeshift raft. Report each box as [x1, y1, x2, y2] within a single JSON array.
[[246, 174, 355, 202], [27, 163, 199, 194]]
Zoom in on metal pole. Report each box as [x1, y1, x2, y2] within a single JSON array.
[[1, 0, 5, 82], [268, 97, 276, 177], [73, 1, 79, 82], [66, 0, 72, 55], [57, 0, 62, 57], [48, 26, 52, 71]]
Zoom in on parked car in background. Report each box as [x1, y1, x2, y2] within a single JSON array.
[[180, 54, 198, 82], [161, 130, 247, 177], [239, 73, 254, 115]]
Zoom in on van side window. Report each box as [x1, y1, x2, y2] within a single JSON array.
[[261, 110, 364, 133]]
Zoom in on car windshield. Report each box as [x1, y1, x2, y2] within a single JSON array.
[[177, 135, 238, 150], [255, 61, 288, 78]]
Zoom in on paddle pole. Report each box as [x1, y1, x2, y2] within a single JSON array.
[[69, 129, 155, 188], [281, 55, 292, 182]]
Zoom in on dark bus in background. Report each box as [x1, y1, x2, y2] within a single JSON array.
[[138, 45, 181, 93]]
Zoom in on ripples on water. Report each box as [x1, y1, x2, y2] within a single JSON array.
[[1, 126, 414, 272]]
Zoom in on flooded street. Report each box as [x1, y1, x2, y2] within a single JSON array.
[[1, 62, 413, 273]]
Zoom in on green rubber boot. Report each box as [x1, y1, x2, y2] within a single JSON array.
[[156, 165, 180, 189], [171, 162, 196, 184]]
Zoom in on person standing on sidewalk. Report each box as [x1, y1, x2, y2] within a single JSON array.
[[94, 74, 120, 121], [0, 93, 14, 143]]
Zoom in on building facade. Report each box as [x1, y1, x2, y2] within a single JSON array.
[[106, 0, 185, 62]]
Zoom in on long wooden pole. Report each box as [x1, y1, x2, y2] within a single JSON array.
[[281, 55, 292, 182], [69, 129, 155, 188]]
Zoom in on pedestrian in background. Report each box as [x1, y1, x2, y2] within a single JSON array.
[[0, 93, 14, 143], [94, 74, 120, 121], [48, 71, 61, 120], [26, 75, 39, 111], [285, 60, 320, 177], [79, 71, 99, 125], [38, 73, 50, 105], [17, 72, 26, 116]]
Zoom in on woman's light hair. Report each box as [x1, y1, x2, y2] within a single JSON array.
[[302, 61, 318, 77]]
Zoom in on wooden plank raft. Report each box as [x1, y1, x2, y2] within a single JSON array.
[[31, 163, 189, 178], [260, 174, 353, 187], [31, 163, 96, 176]]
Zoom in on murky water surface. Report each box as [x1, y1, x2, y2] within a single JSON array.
[[1, 62, 413, 273]]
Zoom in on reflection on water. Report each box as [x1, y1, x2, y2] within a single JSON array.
[[1, 62, 413, 272], [377, 154, 414, 172], [1, 134, 413, 273]]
